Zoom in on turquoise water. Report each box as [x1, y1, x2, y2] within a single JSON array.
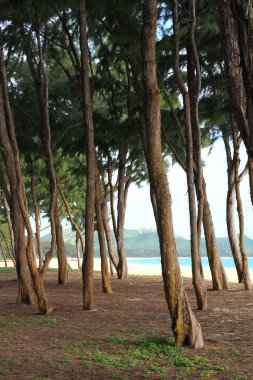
[[127, 257, 253, 269]]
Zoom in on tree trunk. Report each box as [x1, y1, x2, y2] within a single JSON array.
[[102, 200, 119, 275], [0, 242, 7, 267], [80, 0, 96, 310], [223, 132, 243, 283], [173, 0, 207, 310], [233, 130, 252, 290], [95, 173, 113, 293], [75, 234, 82, 270], [141, 0, 203, 348], [55, 203, 68, 285], [116, 148, 128, 279], [202, 180, 230, 289], [2, 191, 15, 265], [0, 44, 50, 314], [30, 160, 43, 270]]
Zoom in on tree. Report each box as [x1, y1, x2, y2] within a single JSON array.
[[141, 0, 203, 348]]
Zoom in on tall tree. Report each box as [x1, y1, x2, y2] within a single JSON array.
[[79, 0, 97, 310], [141, 0, 203, 348]]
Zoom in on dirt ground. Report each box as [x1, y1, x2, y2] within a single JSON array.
[[0, 271, 252, 380]]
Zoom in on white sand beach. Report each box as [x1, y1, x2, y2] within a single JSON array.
[[1, 257, 251, 284]]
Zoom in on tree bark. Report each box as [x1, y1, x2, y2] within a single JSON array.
[[55, 203, 68, 285], [202, 180, 230, 289], [102, 200, 120, 275], [0, 45, 50, 313], [116, 148, 128, 279], [30, 160, 43, 270], [173, 0, 207, 310], [95, 172, 113, 293], [80, 0, 96, 310], [141, 0, 203, 348], [233, 130, 252, 290], [75, 234, 82, 270], [2, 191, 15, 265], [0, 241, 7, 267], [223, 132, 243, 283]]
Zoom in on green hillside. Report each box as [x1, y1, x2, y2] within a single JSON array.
[[40, 228, 253, 257]]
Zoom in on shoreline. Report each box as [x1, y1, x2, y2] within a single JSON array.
[[1, 257, 250, 284]]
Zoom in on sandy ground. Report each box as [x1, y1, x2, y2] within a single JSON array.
[[1, 257, 251, 283]]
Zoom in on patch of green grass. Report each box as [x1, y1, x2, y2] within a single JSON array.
[[32, 377, 51, 380], [211, 347, 224, 355], [0, 368, 9, 376], [231, 373, 248, 380], [42, 316, 57, 325], [229, 348, 241, 356], [175, 367, 195, 378], [60, 355, 72, 364], [0, 317, 16, 329], [143, 363, 168, 377], [199, 369, 214, 378], [0, 267, 16, 273]]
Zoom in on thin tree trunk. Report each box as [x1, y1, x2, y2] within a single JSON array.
[[58, 182, 85, 253], [0, 241, 7, 267], [142, 0, 203, 348], [80, 0, 96, 310], [173, 0, 207, 310], [0, 45, 49, 313], [2, 191, 15, 265], [102, 201, 119, 275], [75, 234, 82, 270], [116, 148, 128, 279], [202, 181, 230, 289], [223, 132, 243, 282], [30, 160, 43, 270], [55, 203, 68, 285], [95, 172, 113, 293], [233, 130, 252, 290]]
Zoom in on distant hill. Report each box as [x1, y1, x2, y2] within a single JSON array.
[[40, 228, 253, 257]]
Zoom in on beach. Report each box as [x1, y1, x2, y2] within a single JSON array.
[[1, 257, 251, 283]]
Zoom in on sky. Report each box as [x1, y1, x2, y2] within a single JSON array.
[[36, 138, 253, 239], [124, 138, 253, 239]]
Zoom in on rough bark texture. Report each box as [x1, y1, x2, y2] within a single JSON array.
[[220, 0, 253, 207], [102, 200, 120, 275], [95, 173, 113, 293], [30, 160, 43, 270], [141, 0, 203, 348], [2, 191, 15, 265], [116, 148, 128, 279], [55, 203, 68, 285], [80, 0, 96, 310], [202, 181, 230, 289], [223, 132, 243, 283], [0, 46, 50, 314], [75, 234, 82, 270], [233, 130, 252, 290], [173, 0, 207, 310], [24, 13, 68, 284]]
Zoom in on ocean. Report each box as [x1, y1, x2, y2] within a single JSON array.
[[127, 257, 253, 269]]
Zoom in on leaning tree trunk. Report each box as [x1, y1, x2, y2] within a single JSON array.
[[102, 200, 119, 275], [80, 0, 96, 310], [141, 0, 203, 348], [24, 13, 68, 285], [75, 234, 82, 270], [223, 132, 243, 282], [233, 130, 252, 290], [0, 241, 7, 267], [220, 0, 253, 205], [173, 0, 207, 310], [2, 191, 15, 265], [30, 160, 43, 270], [95, 172, 113, 293], [202, 180, 229, 289], [0, 45, 50, 313]]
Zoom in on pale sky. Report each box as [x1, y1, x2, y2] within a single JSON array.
[[124, 139, 253, 239]]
